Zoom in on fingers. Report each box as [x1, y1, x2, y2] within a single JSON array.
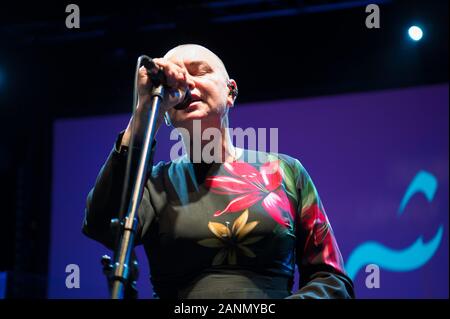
[[138, 65, 148, 77], [153, 58, 188, 89], [136, 58, 189, 112], [137, 66, 152, 97]]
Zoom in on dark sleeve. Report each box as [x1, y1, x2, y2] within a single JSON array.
[[82, 131, 157, 249], [286, 160, 355, 299]]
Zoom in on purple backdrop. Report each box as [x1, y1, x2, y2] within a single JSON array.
[[49, 83, 449, 298]]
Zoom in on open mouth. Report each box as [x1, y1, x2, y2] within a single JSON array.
[[188, 98, 202, 107], [186, 93, 202, 111]]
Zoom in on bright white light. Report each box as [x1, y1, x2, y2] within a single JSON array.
[[408, 26, 423, 41]]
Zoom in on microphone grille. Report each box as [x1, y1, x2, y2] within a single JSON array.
[[174, 89, 191, 110]]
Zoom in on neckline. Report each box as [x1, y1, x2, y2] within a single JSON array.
[[178, 146, 246, 165]]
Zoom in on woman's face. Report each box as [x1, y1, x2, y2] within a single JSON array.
[[164, 45, 235, 131]]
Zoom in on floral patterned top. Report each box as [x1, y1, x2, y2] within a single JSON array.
[[83, 133, 354, 299]]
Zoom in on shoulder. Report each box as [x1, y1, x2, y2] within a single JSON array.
[[150, 154, 187, 179]]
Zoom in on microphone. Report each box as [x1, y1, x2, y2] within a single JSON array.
[[140, 57, 192, 110]]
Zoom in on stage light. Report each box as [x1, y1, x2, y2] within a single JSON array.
[[408, 26, 423, 41]]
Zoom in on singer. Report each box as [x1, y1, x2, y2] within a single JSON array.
[[83, 44, 354, 299]]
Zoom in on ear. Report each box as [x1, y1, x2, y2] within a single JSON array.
[[226, 79, 238, 108]]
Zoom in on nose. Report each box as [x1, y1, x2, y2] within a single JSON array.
[[185, 73, 196, 91]]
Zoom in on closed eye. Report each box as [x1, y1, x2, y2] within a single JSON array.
[[187, 61, 213, 76]]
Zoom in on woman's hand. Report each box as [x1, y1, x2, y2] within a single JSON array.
[[121, 58, 189, 147]]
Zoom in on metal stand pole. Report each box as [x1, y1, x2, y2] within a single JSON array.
[[106, 84, 164, 299]]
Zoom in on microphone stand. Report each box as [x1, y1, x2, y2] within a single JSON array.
[[103, 82, 165, 299]]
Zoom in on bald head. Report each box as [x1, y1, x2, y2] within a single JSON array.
[[164, 44, 230, 81]]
